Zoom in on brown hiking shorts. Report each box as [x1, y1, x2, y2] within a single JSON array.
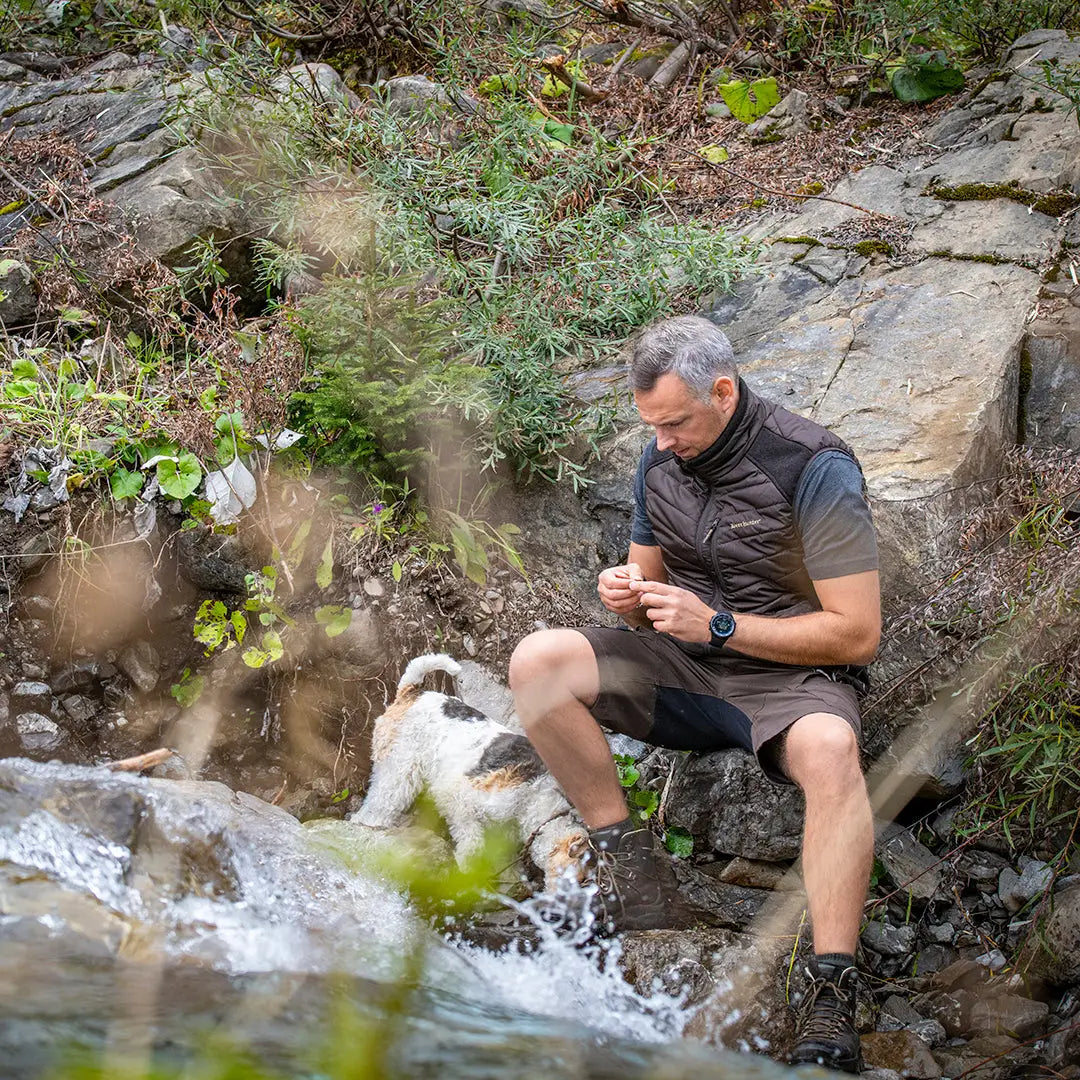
[[576, 625, 863, 784]]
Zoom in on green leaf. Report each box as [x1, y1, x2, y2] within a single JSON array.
[[4, 378, 38, 399], [170, 671, 205, 709], [230, 609, 247, 644], [315, 603, 353, 638], [316, 536, 334, 589], [697, 144, 729, 164], [11, 358, 38, 379], [664, 826, 694, 858], [478, 73, 521, 96], [528, 109, 573, 147], [392, 560, 403, 583], [242, 629, 283, 668], [156, 452, 202, 499], [616, 760, 640, 787], [631, 789, 659, 818], [888, 53, 964, 103], [59, 306, 96, 325], [331, 787, 350, 804], [263, 629, 284, 660], [214, 411, 245, 437], [110, 467, 144, 500], [718, 77, 781, 123]]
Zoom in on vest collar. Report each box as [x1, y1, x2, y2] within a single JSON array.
[[679, 378, 764, 484]]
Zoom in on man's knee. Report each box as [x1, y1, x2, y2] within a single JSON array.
[[782, 713, 862, 792], [509, 629, 598, 718]]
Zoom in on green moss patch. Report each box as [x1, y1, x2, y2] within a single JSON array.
[[928, 180, 1080, 218]]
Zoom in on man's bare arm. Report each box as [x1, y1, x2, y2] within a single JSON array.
[[629, 570, 881, 665]]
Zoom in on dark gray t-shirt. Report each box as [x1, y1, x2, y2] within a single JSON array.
[[631, 446, 878, 580]]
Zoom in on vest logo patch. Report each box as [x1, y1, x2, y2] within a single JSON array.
[[729, 518, 762, 529]]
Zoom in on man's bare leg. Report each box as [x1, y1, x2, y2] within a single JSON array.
[[508, 628, 627, 829], [781, 711, 874, 954]]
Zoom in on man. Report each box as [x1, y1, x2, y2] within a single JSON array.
[[509, 315, 879, 1072]]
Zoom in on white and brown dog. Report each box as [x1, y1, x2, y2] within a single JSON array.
[[350, 653, 586, 892]]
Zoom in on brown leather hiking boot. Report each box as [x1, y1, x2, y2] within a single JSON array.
[[583, 819, 692, 934], [789, 958, 862, 1073]]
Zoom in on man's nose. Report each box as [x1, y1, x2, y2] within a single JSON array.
[[655, 429, 675, 451]]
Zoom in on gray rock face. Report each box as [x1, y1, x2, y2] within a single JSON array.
[[0, 56, 248, 279], [510, 31, 1080, 615], [665, 750, 804, 861], [0, 258, 36, 329], [861, 919, 916, 956]]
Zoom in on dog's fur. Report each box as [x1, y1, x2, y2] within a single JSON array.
[[350, 654, 586, 891]]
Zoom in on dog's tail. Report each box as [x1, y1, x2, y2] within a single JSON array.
[[396, 653, 461, 696]]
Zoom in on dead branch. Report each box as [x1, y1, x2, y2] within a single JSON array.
[[540, 54, 608, 102], [574, 0, 729, 55], [105, 748, 174, 773], [649, 39, 692, 89]]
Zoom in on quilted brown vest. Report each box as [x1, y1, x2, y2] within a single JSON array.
[[641, 380, 860, 621]]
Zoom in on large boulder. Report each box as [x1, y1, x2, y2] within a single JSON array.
[[664, 750, 804, 861]]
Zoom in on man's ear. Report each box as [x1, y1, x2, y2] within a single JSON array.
[[711, 375, 738, 411]]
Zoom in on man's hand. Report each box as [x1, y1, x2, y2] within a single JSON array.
[[597, 562, 645, 616], [629, 580, 714, 643]]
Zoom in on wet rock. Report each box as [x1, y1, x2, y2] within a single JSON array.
[[16, 712, 64, 754], [931, 957, 987, 992], [861, 1030, 941, 1078], [619, 927, 739, 1006], [117, 641, 160, 693], [969, 993, 1049, 1039], [669, 862, 769, 929], [998, 859, 1054, 913], [913, 944, 956, 975], [923, 988, 976, 1037], [879, 993, 924, 1028]]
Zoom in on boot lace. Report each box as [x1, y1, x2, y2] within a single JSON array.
[[796, 966, 857, 1045]]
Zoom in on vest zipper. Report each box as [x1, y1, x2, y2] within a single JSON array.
[[702, 515, 728, 609]]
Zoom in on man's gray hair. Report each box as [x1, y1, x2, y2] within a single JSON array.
[[627, 315, 737, 401]]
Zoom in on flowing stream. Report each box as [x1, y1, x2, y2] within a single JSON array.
[[0, 759, 800, 1079]]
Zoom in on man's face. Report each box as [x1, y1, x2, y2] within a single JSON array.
[[634, 372, 737, 460]]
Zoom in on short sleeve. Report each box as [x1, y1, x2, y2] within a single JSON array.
[[794, 450, 878, 580], [631, 446, 658, 547]]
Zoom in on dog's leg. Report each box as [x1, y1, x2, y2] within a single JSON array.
[[448, 817, 489, 868], [352, 752, 423, 828]]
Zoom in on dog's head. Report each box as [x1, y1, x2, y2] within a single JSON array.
[[545, 828, 589, 888]]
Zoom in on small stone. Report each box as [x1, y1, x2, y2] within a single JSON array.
[[50, 659, 108, 693], [20, 664, 46, 679], [862, 920, 917, 956], [17, 712, 64, 753], [969, 994, 1049, 1039], [717, 856, 789, 890], [117, 641, 160, 693], [911, 1018, 947, 1048], [976, 948, 1007, 972], [363, 578, 386, 597], [17, 530, 56, 573], [876, 823, 943, 901], [12, 681, 52, 712], [61, 695, 98, 724], [462, 634, 477, 657], [861, 1030, 941, 1078], [926, 922, 955, 944], [22, 595, 54, 618], [999, 860, 1054, 912]]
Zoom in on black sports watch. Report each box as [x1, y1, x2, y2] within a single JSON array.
[[709, 610, 736, 649]]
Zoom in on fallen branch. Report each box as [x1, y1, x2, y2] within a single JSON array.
[[696, 155, 878, 215], [105, 748, 174, 773], [575, 0, 728, 55], [649, 39, 693, 89], [540, 54, 608, 101], [608, 34, 643, 79]]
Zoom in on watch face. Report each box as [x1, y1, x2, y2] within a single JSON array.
[[710, 612, 735, 642]]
